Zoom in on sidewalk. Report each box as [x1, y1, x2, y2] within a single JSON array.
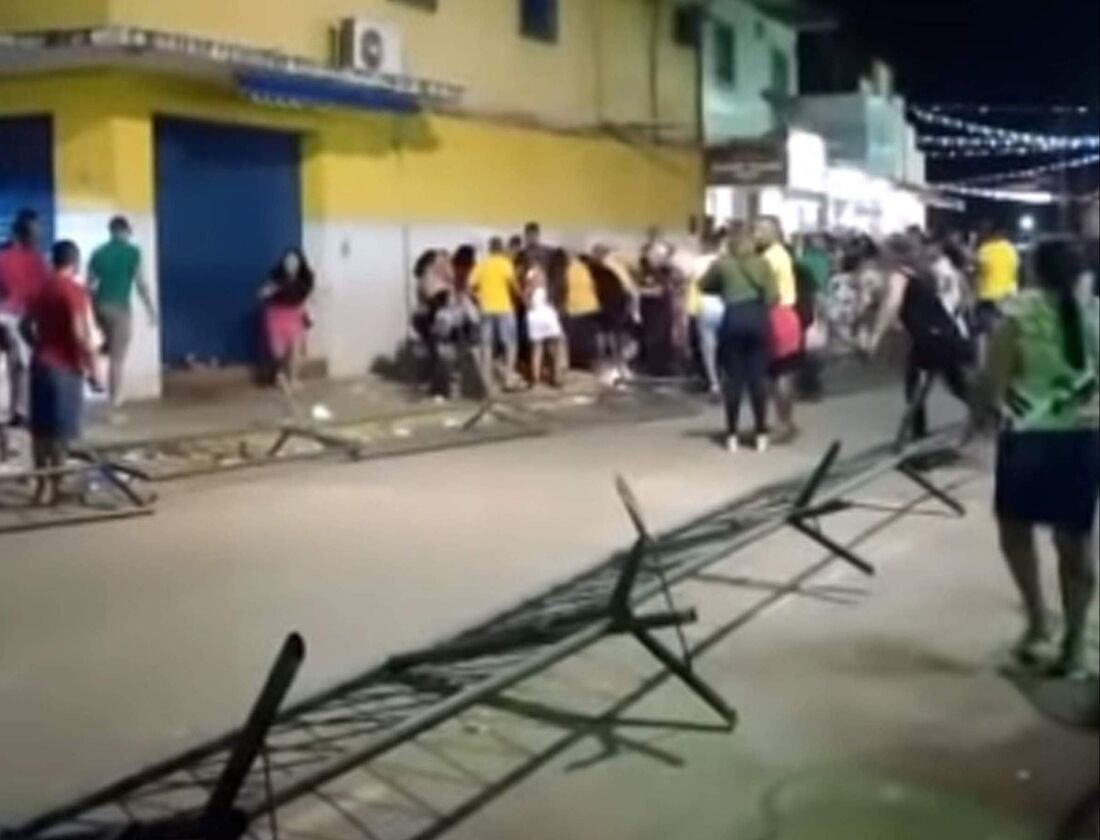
[[80, 355, 894, 448]]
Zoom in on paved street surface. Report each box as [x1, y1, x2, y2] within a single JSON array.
[[1, 375, 1096, 839]]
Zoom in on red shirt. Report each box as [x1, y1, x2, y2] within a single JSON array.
[[27, 274, 91, 374], [0, 244, 49, 316]]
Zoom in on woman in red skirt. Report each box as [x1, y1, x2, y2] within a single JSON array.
[[260, 248, 314, 394]]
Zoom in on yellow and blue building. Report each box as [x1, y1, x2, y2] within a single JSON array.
[[0, 0, 702, 398]]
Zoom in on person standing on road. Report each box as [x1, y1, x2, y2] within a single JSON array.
[[755, 216, 802, 443], [974, 221, 1020, 348], [866, 234, 974, 441], [974, 238, 1099, 677], [688, 231, 724, 396], [259, 247, 314, 396], [0, 209, 49, 427], [471, 237, 521, 391], [701, 224, 779, 453], [20, 240, 99, 506], [88, 216, 156, 414]]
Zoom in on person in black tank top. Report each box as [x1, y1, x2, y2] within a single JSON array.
[[868, 235, 974, 440]]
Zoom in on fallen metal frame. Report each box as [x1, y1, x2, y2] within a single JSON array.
[[0, 452, 156, 536], [2, 430, 967, 840]]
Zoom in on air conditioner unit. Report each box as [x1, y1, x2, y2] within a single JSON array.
[[336, 18, 404, 76]]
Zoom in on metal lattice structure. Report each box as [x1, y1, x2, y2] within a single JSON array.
[[2, 431, 967, 840], [0, 452, 156, 535]]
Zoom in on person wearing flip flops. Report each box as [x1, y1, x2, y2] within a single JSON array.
[[975, 238, 1100, 679]]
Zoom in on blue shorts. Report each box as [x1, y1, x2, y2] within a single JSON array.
[[480, 313, 517, 349], [996, 429, 1100, 535], [30, 361, 84, 442]]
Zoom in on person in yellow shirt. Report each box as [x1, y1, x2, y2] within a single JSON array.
[[757, 217, 797, 307], [975, 223, 1020, 336], [558, 248, 601, 370], [471, 236, 519, 389], [755, 216, 802, 442]]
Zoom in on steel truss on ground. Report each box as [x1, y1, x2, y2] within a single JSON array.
[[0, 450, 156, 535], [1, 431, 967, 840]]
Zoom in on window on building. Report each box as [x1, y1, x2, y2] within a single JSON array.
[[770, 47, 791, 94], [520, 0, 559, 43], [389, 0, 438, 10], [673, 4, 702, 48], [713, 22, 736, 86]]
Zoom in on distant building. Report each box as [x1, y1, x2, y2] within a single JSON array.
[[697, 0, 928, 236], [0, 0, 701, 398]]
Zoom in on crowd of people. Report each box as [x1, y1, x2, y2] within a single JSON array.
[[1, 199, 1098, 677]]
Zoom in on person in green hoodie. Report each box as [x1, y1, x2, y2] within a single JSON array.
[[700, 223, 779, 453]]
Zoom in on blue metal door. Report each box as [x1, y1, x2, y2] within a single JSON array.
[[0, 116, 55, 247], [155, 117, 301, 367]]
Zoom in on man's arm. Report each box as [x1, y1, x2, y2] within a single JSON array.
[[866, 271, 907, 354], [971, 318, 1018, 428], [133, 259, 157, 324], [72, 302, 100, 386]]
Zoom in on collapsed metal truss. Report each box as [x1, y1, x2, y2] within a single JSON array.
[[73, 386, 694, 484], [0, 450, 156, 535], [2, 431, 967, 840]]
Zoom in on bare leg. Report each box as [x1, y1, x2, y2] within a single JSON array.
[[503, 341, 519, 389], [478, 341, 495, 395], [287, 340, 302, 392], [999, 517, 1051, 661], [108, 356, 124, 408], [31, 435, 51, 506], [49, 442, 66, 505], [530, 341, 544, 388], [551, 337, 565, 386], [1052, 527, 1097, 675], [772, 373, 797, 441]]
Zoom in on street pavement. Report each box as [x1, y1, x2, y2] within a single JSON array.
[[0, 374, 1096, 838]]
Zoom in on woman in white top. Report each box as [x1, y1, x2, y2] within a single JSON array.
[[525, 263, 564, 388]]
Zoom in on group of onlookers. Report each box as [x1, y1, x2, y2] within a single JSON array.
[[410, 222, 646, 401]]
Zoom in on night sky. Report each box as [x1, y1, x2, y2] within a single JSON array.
[[815, 0, 1100, 207], [819, 0, 1100, 107]]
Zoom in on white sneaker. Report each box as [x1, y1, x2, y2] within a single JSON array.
[[754, 434, 770, 453], [725, 435, 740, 453]]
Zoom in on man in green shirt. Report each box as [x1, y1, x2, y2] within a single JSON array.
[[88, 216, 157, 410]]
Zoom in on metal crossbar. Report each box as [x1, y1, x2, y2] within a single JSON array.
[[2, 428, 967, 840], [0, 453, 156, 535]]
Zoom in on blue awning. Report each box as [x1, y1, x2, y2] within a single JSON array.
[[236, 69, 421, 114]]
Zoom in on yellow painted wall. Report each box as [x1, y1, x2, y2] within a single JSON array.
[[0, 71, 698, 230], [1, 0, 697, 138], [0, 0, 108, 30]]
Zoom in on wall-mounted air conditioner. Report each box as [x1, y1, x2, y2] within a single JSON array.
[[336, 18, 404, 76]]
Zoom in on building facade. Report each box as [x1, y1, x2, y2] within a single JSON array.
[[0, 0, 702, 398], [698, 1, 927, 236]]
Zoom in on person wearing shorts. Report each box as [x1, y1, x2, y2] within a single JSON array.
[[88, 216, 156, 411], [22, 240, 99, 505], [0, 209, 49, 426], [471, 236, 520, 391]]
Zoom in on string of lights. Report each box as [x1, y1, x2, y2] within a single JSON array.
[[918, 134, 1098, 151], [950, 153, 1100, 186], [923, 147, 1057, 160], [920, 103, 1097, 116], [910, 106, 1100, 150], [932, 183, 1058, 205]]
